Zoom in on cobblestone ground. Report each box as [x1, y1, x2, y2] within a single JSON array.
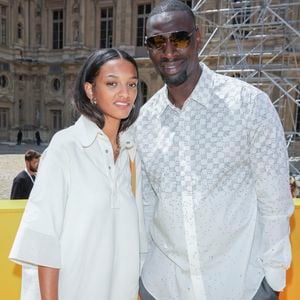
[[0, 143, 47, 200]]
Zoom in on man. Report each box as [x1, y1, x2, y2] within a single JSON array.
[[10, 149, 41, 199], [35, 130, 41, 146], [135, 1, 294, 299], [17, 129, 23, 145]]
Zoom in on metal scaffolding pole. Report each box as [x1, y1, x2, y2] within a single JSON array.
[[194, 0, 300, 172]]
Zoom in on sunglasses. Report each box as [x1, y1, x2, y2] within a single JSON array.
[[145, 29, 196, 51]]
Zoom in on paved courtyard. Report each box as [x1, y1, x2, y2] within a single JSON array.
[[0, 143, 47, 200]]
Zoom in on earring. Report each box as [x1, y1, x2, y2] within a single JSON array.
[[91, 97, 97, 105]]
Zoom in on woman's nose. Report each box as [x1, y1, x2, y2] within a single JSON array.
[[117, 85, 129, 98]]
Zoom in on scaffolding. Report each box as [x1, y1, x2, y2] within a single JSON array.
[[193, 0, 300, 172]]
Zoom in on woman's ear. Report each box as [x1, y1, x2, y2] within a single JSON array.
[[84, 82, 93, 101]]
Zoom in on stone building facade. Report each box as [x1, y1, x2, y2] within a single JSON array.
[[0, 0, 299, 149], [0, 0, 168, 142]]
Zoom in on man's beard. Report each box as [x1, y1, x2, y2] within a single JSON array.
[[162, 70, 188, 87], [29, 165, 37, 173]]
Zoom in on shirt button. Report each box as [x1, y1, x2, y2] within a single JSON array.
[[105, 149, 109, 153], [108, 166, 111, 170]]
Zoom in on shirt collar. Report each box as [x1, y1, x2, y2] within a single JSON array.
[[155, 63, 215, 116], [75, 115, 103, 147], [24, 168, 35, 183], [119, 129, 135, 150], [75, 115, 135, 150], [189, 63, 214, 109]]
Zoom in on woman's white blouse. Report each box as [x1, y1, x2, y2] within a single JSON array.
[[9, 115, 147, 300]]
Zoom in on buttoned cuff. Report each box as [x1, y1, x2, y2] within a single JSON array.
[[9, 226, 61, 268], [264, 267, 286, 291]]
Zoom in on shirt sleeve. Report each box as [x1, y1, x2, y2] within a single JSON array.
[[9, 141, 69, 269], [248, 92, 294, 291]]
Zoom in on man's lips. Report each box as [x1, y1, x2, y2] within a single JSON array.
[[160, 59, 183, 74]]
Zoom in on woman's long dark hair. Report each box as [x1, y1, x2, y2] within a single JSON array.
[[73, 48, 142, 132]]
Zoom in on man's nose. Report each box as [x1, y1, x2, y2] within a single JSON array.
[[162, 39, 176, 58]]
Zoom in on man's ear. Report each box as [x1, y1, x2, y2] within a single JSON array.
[[25, 160, 30, 170], [84, 82, 93, 101]]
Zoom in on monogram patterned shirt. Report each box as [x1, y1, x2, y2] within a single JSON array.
[[135, 63, 294, 300]]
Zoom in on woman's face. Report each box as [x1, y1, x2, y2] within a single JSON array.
[[85, 58, 138, 125]]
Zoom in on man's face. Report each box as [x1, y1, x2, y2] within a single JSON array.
[[146, 11, 201, 87], [27, 158, 40, 173]]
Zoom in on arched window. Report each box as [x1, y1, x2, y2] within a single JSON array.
[[52, 78, 61, 91], [141, 81, 148, 105]]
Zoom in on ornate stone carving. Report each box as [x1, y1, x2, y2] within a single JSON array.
[[73, 20, 79, 42], [72, 0, 80, 14]]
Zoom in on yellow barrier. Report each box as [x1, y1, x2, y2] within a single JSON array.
[[0, 200, 25, 300], [1, 200, 299, 299], [280, 198, 300, 300]]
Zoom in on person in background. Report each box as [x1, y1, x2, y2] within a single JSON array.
[[289, 176, 299, 198], [136, 1, 294, 299], [17, 129, 23, 145], [10, 149, 41, 200], [9, 48, 146, 300], [35, 130, 42, 146]]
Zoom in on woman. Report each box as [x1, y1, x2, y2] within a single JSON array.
[[9, 48, 147, 300]]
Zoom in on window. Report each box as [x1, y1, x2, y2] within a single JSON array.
[[18, 5, 23, 15], [136, 4, 151, 47], [181, 0, 192, 7], [205, 13, 218, 35], [52, 78, 61, 91], [0, 63, 9, 71], [296, 104, 300, 137], [141, 81, 148, 104], [100, 7, 113, 48], [51, 110, 62, 130], [53, 10, 63, 49], [231, 1, 250, 38], [17, 23, 23, 39], [0, 5, 7, 45], [0, 108, 8, 129], [296, 86, 300, 136], [0, 74, 8, 88]]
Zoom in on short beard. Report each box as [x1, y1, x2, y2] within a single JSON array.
[[162, 71, 188, 87], [29, 165, 37, 173]]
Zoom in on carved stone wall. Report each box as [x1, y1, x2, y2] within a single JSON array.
[[0, 0, 298, 144]]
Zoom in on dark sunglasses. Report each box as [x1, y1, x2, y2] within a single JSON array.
[[145, 29, 196, 51]]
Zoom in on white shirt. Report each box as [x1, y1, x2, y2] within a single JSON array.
[[9, 115, 147, 300], [135, 63, 294, 300]]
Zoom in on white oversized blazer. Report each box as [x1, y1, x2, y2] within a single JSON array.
[[9, 115, 147, 300]]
